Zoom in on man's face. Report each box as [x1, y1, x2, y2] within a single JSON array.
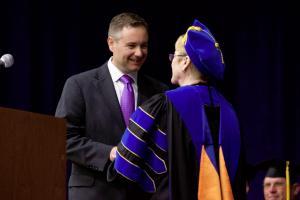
[[264, 177, 286, 200], [108, 26, 148, 74]]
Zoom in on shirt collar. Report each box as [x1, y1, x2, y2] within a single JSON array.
[[108, 57, 137, 83]]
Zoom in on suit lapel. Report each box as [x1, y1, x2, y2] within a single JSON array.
[[94, 64, 125, 130]]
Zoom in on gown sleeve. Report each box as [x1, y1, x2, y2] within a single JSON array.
[[113, 93, 168, 193]]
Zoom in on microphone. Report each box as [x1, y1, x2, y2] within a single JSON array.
[[0, 54, 14, 69]]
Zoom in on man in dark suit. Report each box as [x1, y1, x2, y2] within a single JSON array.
[[55, 12, 168, 200]]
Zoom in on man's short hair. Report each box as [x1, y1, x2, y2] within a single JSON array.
[[108, 12, 148, 38]]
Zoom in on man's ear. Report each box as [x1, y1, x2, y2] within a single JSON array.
[[107, 36, 114, 52]]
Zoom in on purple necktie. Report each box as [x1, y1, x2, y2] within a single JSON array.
[[120, 75, 134, 126]]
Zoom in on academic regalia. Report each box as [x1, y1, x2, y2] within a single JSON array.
[[114, 84, 246, 200], [112, 18, 247, 200]]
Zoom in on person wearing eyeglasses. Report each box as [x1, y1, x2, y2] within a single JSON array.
[[109, 19, 246, 200]]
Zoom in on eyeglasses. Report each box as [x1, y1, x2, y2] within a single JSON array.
[[169, 53, 186, 62]]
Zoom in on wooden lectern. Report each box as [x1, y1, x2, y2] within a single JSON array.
[[0, 107, 66, 200]]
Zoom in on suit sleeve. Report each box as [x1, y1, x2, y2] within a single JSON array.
[[55, 77, 113, 172]]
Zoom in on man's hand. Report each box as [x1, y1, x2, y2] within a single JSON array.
[[109, 146, 117, 161]]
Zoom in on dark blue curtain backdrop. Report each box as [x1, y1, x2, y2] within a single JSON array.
[[0, 0, 298, 199]]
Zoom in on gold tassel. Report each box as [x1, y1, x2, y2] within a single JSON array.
[[286, 161, 290, 200]]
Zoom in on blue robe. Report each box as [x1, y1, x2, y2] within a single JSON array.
[[114, 84, 246, 200]]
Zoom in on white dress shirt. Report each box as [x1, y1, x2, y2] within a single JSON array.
[[107, 57, 138, 109]]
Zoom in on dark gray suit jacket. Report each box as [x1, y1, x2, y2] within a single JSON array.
[[55, 63, 168, 200]]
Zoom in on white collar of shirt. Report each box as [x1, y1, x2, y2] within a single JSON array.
[[107, 57, 138, 108], [107, 57, 138, 83]]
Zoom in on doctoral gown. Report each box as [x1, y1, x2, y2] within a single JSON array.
[[114, 84, 246, 200]]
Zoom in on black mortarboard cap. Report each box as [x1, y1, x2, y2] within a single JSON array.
[[248, 159, 300, 184], [265, 160, 286, 178]]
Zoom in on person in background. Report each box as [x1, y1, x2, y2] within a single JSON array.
[[263, 160, 300, 200], [112, 19, 246, 200], [55, 12, 168, 200]]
